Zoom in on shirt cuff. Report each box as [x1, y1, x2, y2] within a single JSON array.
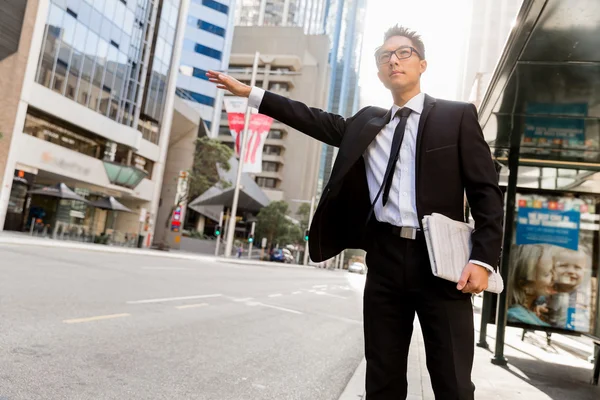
[[470, 260, 495, 274], [248, 86, 265, 109]]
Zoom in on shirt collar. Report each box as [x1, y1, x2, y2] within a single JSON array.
[[390, 92, 425, 118]]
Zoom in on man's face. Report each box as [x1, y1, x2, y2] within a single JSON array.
[[376, 35, 427, 92]]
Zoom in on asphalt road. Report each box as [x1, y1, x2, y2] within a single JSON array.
[[0, 244, 366, 400]]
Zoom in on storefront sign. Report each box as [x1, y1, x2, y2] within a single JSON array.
[[223, 97, 274, 174], [41, 151, 91, 176]]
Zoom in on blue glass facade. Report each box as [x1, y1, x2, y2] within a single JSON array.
[[36, 0, 152, 128], [35, 0, 180, 143]]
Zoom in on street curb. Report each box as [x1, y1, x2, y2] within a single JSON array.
[[0, 235, 319, 270], [338, 358, 366, 400]]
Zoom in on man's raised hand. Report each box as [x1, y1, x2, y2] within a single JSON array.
[[206, 70, 251, 97]]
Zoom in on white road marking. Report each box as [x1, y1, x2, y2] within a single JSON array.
[[312, 285, 328, 288], [126, 294, 222, 304], [252, 383, 267, 390], [176, 303, 208, 309], [315, 291, 347, 299], [141, 267, 193, 270], [229, 297, 254, 302], [245, 301, 303, 315], [292, 291, 302, 295], [268, 293, 282, 298], [63, 313, 130, 324]]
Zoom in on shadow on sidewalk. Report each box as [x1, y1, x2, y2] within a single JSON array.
[[501, 355, 600, 400]]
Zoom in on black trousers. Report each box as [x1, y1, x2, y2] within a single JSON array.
[[364, 225, 475, 400]]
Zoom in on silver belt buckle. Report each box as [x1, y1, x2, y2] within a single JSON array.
[[400, 227, 417, 240]]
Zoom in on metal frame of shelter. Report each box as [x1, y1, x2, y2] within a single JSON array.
[[476, 0, 600, 384]]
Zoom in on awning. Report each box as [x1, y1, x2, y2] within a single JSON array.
[[103, 161, 147, 189], [478, 0, 600, 192], [188, 156, 270, 213]]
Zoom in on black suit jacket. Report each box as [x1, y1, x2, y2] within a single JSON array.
[[258, 91, 504, 268]]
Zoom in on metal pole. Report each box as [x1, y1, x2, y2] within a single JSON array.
[[215, 210, 224, 256], [248, 221, 256, 259], [477, 292, 492, 349], [492, 151, 519, 366], [224, 52, 260, 257], [303, 195, 316, 266]]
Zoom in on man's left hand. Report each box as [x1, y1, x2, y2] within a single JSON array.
[[456, 263, 489, 294]]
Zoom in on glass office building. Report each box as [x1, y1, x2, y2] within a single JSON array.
[[176, 0, 235, 135], [35, 0, 179, 142], [0, 0, 185, 246]]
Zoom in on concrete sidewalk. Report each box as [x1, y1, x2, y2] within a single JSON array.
[[339, 296, 599, 400], [0, 232, 316, 270]]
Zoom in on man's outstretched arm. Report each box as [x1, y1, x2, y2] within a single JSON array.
[[207, 71, 359, 147]]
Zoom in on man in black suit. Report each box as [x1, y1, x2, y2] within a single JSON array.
[[208, 25, 504, 400]]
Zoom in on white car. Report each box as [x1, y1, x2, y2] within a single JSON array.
[[282, 248, 294, 263], [348, 262, 366, 274]]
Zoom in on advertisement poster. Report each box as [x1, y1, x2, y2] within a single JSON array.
[[508, 194, 597, 333], [223, 97, 274, 174], [523, 103, 586, 145]]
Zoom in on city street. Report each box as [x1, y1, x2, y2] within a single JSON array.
[[0, 244, 365, 400]]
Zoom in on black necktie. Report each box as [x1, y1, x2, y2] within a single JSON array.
[[381, 107, 412, 206]]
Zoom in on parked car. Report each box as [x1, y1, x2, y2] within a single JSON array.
[[348, 262, 366, 274]]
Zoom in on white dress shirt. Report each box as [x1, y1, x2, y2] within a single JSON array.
[[364, 93, 424, 227], [247, 87, 493, 273]]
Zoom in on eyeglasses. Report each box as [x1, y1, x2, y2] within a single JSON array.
[[375, 46, 420, 65]]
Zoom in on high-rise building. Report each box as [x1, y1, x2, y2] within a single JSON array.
[[0, 0, 187, 246], [234, 0, 326, 34], [176, 0, 236, 137], [233, 0, 366, 196], [217, 26, 328, 211], [456, 0, 523, 105], [317, 0, 366, 195]]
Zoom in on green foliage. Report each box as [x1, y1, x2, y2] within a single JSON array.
[[188, 136, 233, 200], [255, 201, 303, 248], [296, 202, 311, 231]]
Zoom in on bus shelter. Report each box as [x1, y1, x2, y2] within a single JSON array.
[[476, 0, 600, 384]]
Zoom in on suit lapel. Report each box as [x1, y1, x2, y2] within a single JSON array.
[[415, 94, 436, 163], [328, 108, 392, 185], [415, 94, 436, 220]]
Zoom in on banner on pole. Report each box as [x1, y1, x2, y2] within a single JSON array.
[[223, 97, 274, 174]]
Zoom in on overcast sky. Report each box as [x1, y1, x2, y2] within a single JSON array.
[[358, 0, 473, 108]]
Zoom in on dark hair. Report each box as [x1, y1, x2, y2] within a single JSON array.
[[380, 25, 425, 60]]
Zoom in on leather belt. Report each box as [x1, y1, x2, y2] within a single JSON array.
[[377, 222, 423, 240]]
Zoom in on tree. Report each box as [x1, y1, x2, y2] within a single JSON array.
[[188, 136, 233, 199], [158, 137, 232, 248], [255, 201, 303, 248], [296, 203, 311, 232]]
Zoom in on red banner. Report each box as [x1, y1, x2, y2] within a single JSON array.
[[223, 97, 274, 174]]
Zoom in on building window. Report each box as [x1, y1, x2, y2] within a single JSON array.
[[268, 130, 283, 140], [23, 108, 104, 159], [178, 88, 215, 107], [263, 145, 282, 156], [192, 67, 210, 80], [197, 20, 226, 37], [194, 43, 222, 60], [219, 126, 231, 136], [201, 0, 229, 14], [262, 161, 279, 172], [256, 177, 277, 189]]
